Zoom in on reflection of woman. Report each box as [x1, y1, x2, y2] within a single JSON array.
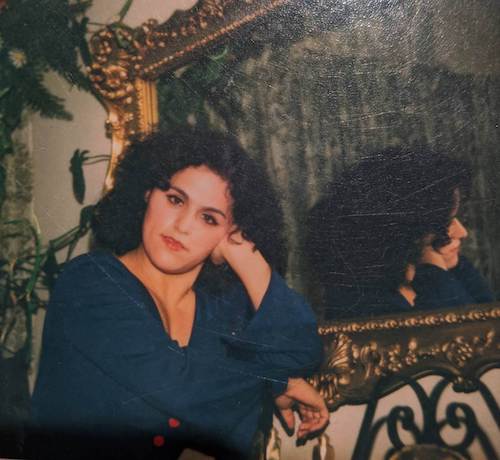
[[31, 130, 327, 459], [413, 200, 494, 310], [307, 147, 493, 320]]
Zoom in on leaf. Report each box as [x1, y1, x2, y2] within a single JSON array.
[[20, 71, 72, 120], [79, 205, 95, 231], [75, 16, 92, 68], [118, 0, 134, 22], [68, 0, 93, 16], [110, 24, 135, 52], [41, 244, 59, 291], [65, 205, 95, 261], [0, 123, 13, 157], [0, 162, 5, 210], [23, 221, 42, 299], [69, 149, 89, 203], [209, 46, 229, 62], [0, 87, 11, 101]]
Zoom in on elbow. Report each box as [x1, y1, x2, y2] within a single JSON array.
[[302, 334, 324, 374], [285, 331, 324, 377]]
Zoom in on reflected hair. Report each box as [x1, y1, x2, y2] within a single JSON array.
[[306, 146, 471, 291], [92, 128, 287, 274]]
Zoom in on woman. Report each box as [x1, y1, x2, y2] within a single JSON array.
[[30, 130, 327, 459], [306, 146, 493, 319], [413, 188, 494, 309]]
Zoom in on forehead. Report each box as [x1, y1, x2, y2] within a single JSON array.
[[450, 189, 460, 217], [170, 166, 232, 210]]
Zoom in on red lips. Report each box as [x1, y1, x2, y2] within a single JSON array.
[[161, 235, 186, 251]]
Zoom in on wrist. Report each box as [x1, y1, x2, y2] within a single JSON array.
[[225, 242, 271, 283], [222, 237, 272, 309], [284, 378, 303, 398]]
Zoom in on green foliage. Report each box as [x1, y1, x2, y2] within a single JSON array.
[[0, 162, 5, 206], [0, 0, 129, 363], [157, 46, 235, 132], [0, 0, 93, 211], [0, 0, 92, 89], [70, 149, 90, 204], [117, 0, 134, 22], [0, 1, 95, 358], [0, 155, 95, 358], [70, 149, 110, 204]]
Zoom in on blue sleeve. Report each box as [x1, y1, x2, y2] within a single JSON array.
[[413, 263, 474, 310], [449, 257, 494, 303], [216, 271, 323, 394]]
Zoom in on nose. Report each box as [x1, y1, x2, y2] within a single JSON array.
[[174, 208, 193, 235], [448, 217, 468, 240]]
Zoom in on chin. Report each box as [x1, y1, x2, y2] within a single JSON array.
[[147, 251, 200, 275]]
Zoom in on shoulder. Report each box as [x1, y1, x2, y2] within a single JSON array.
[[52, 251, 128, 301], [60, 250, 116, 276], [450, 256, 478, 275]]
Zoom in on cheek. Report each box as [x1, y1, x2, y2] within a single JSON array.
[[438, 240, 458, 256], [141, 202, 172, 244], [141, 209, 154, 242], [195, 228, 228, 252]]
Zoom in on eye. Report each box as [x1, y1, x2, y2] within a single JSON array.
[[167, 194, 183, 206], [202, 213, 218, 226]]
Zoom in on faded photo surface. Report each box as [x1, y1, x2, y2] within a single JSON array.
[[1, 1, 499, 460]]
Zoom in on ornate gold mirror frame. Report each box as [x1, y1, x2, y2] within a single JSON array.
[[88, 0, 289, 189], [88, 1, 500, 456]]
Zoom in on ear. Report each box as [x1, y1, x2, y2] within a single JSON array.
[[144, 190, 151, 202]]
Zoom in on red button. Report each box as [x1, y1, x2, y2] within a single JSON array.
[[168, 418, 181, 428], [153, 435, 165, 447]]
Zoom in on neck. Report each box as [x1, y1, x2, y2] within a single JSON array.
[[118, 246, 202, 310]]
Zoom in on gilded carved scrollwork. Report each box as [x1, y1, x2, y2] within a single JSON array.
[[318, 305, 500, 335], [88, 26, 139, 106], [310, 304, 500, 411], [88, 25, 145, 189], [88, 0, 289, 187], [136, 0, 289, 79]]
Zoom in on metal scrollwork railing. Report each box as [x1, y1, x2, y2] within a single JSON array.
[[352, 374, 500, 460]]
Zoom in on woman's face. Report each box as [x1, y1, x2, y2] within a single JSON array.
[[141, 165, 233, 275], [438, 191, 468, 269]]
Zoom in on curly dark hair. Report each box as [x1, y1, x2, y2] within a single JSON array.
[[306, 146, 471, 292], [92, 129, 287, 274]]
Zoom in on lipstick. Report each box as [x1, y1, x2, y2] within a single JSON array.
[[162, 236, 185, 251]]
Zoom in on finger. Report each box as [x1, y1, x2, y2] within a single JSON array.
[[297, 419, 314, 436], [297, 411, 329, 438], [228, 229, 244, 244], [298, 405, 310, 418], [279, 408, 295, 431], [308, 411, 329, 432], [303, 407, 315, 421], [298, 412, 312, 424]]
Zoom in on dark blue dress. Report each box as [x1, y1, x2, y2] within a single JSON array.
[[323, 257, 493, 320], [30, 251, 322, 459], [413, 256, 494, 310]]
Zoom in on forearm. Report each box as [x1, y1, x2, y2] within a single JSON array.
[[284, 377, 309, 398], [223, 239, 272, 309]]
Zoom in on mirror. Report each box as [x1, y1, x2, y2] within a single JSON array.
[[89, 0, 500, 319]]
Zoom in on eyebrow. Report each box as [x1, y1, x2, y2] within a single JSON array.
[[169, 185, 228, 219]]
